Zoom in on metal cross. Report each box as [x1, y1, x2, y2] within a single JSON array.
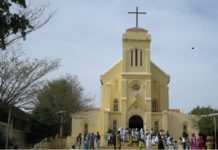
[[128, 6, 146, 27]]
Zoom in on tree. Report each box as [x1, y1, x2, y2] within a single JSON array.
[[28, 101, 59, 145], [0, 0, 54, 49], [28, 75, 94, 144], [190, 105, 218, 116], [190, 105, 218, 135], [0, 47, 60, 109]]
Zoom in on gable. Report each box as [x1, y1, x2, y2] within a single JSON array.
[[127, 98, 146, 111], [151, 61, 170, 85], [100, 58, 122, 84], [100, 59, 170, 85], [127, 99, 147, 118]]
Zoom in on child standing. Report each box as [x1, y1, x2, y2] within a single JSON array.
[[173, 140, 178, 150]]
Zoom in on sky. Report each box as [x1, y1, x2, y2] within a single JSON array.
[[23, 0, 218, 113]]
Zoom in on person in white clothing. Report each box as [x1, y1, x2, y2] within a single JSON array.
[[140, 128, 144, 134], [151, 135, 156, 145], [166, 134, 172, 149], [146, 134, 151, 150], [154, 134, 159, 144]]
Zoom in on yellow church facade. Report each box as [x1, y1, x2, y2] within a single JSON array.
[[71, 27, 199, 144]]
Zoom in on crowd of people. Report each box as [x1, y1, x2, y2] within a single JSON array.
[[73, 129, 214, 150], [106, 128, 214, 150], [75, 132, 101, 150], [179, 132, 213, 149], [106, 128, 175, 149]]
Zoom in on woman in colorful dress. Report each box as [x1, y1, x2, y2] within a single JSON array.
[[190, 133, 197, 149]]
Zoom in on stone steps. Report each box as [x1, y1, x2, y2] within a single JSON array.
[[101, 142, 158, 149]]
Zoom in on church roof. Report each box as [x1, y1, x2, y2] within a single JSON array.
[[101, 59, 170, 85], [151, 61, 170, 79], [84, 107, 100, 111], [101, 58, 122, 76], [127, 27, 148, 32], [0, 104, 28, 122], [168, 109, 182, 113]]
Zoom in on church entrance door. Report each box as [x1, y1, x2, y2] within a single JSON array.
[[129, 115, 143, 130]]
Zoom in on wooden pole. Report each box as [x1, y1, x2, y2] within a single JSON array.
[[5, 108, 11, 149]]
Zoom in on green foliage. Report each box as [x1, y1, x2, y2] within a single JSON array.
[[28, 103, 59, 144], [190, 105, 218, 115], [190, 105, 218, 135], [0, 0, 32, 49], [198, 117, 215, 135], [28, 75, 94, 144]]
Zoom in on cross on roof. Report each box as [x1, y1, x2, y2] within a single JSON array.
[[128, 6, 146, 28]]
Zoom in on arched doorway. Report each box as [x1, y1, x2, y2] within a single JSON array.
[[129, 115, 143, 130]]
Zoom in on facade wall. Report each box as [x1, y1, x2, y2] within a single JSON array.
[[108, 113, 121, 130], [167, 111, 199, 141], [71, 110, 101, 138], [151, 112, 163, 131]]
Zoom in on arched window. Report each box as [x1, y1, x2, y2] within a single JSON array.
[[154, 121, 159, 134], [152, 99, 157, 112], [113, 99, 118, 111], [84, 124, 88, 134]]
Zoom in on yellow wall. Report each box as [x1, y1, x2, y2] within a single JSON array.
[[151, 62, 170, 112], [167, 111, 199, 140], [71, 109, 101, 137]]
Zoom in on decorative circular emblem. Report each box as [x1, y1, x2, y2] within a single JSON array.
[[131, 83, 141, 91], [129, 80, 143, 96]]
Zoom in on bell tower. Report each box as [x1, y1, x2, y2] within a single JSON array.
[[122, 27, 151, 73], [121, 27, 152, 129]]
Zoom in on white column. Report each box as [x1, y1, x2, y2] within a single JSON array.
[[121, 98, 127, 128], [145, 80, 151, 112], [163, 111, 168, 131], [166, 86, 169, 110], [123, 49, 127, 72], [100, 111, 109, 145], [145, 112, 152, 129], [105, 82, 111, 111], [121, 79, 127, 128], [100, 85, 104, 110], [146, 50, 151, 73]]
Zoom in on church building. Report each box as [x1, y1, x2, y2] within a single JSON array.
[[71, 19, 199, 144]]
